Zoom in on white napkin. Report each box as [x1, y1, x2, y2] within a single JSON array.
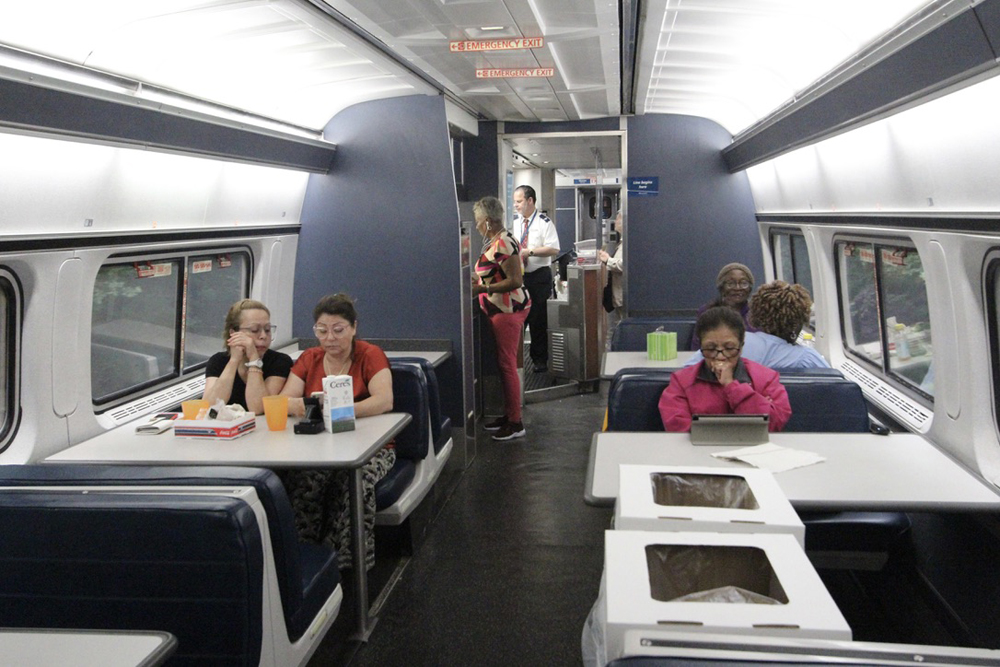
[[711, 442, 825, 473]]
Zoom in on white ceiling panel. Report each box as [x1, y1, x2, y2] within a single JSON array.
[[0, 0, 433, 130], [508, 133, 622, 170], [0, 0, 943, 157], [324, 0, 621, 121], [636, 0, 933, 134]]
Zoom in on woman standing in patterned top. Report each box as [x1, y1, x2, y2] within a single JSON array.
[[472, 196, 531, 441]]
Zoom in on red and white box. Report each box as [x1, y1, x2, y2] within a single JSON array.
[[173, 415, 256, 440]]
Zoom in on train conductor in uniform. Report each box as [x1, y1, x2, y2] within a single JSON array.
[[513, 185, 561, 373]]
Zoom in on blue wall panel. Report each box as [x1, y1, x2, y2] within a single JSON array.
[[626, 114, 761, 315], [295, 94, 464, 419], [463, 120, 499, 202], [554, 187, 576, 257]]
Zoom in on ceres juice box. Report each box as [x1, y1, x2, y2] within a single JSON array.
[[322, 374, 356, 433]]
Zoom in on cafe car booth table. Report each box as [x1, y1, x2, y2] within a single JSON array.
[[44, 412, 411, 643]]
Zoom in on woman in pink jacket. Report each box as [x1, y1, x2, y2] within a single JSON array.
[[659, 306, 791, 432]]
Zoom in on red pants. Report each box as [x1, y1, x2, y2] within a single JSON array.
[[488, 305, 530, 422]]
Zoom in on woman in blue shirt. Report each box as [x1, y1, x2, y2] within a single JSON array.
[[687, 280, 829, 370]]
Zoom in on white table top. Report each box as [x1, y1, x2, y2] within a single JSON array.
[[385, 350, 452, 367], [0, 628, 176, 667], [586, 431, 1000, 511], [600, 350, 697, 378], [46, 413, 411, 469]]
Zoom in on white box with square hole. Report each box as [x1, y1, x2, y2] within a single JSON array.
[[614, 465, 805, 546], [603, 530, 851, 662]]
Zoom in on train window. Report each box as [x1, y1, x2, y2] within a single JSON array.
[[837, 240, 934, 399], [839, 242, 881, 365], [91, 250, 251, 406], [184, 254, 249, 371], [771, 230, 814, 330], [986, 257, 1000, 424], [775, 234, 794, 282], [92, 261, 182, 403], [879, 248, 933, 395], [0, 271, 19, 450], [588, 196, 614, 221], [791, 235, 813, 298]]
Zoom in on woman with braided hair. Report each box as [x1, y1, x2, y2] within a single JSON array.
[[684, 280, 830, 369]]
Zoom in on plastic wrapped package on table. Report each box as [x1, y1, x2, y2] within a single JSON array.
[[646, 331, 677, 360], [614, 465, 805, 546]]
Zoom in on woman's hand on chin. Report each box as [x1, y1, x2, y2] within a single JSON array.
[[227, 331, 257, 362], [712, 358, 737, 385]]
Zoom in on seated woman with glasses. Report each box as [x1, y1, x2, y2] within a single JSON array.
[[659, 306, 791, 432], [278, 293, 394, 570], [684, 281, 830, 370], [203, 298, 292, 414], [690, 262, 759, 350]]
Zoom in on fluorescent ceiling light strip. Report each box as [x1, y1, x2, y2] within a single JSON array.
[[0, 44, 323, 140]]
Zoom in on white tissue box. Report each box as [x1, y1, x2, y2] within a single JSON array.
[[173, 415, 256, 440], [615, 465, 805, 546]]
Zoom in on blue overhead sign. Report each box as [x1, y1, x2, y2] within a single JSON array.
[[627, 176, 659, 196], [574, 178, 595, 185]]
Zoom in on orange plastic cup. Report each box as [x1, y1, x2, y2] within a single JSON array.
[[262, 395, 289, 431], [181, 399, 210, 420]]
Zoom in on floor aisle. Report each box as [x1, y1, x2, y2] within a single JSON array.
[[328, 390, 611, 666]]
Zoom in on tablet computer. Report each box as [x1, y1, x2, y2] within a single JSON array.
[[690, 414, 769, 446]]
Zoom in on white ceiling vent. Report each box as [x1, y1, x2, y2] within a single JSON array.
[[840, 359, 933, 434]]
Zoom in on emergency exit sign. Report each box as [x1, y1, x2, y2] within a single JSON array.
[[476, 67, 554, 79], [450, 37, 543, 52]]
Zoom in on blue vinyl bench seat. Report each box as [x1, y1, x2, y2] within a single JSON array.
[[374, 363, 432, 524], [0, 464, 342, 666], [390, 356, 454, 456], [0, 489, 263, 665], [375, 359, 455, 525]]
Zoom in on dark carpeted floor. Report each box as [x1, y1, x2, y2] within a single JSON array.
[[309, 389, 611, 666]]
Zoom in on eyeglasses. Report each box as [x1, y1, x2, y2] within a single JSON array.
[[701, 345, 741, 359], [313, 325, 351, 339], [239, 325, 276, 336], [723, 280, 751, 289]]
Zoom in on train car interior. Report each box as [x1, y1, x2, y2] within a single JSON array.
[[3, 0, 1000, 665]]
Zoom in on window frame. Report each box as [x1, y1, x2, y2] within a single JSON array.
[[983, 253, 1000, 433], [91, 246, 251, 411], [834, 234, 934, 404], [769, 227, 815, 332], [0, 267, 22, 452]]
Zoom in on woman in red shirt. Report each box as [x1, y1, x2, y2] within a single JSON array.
[[279, 293, 394, 571]]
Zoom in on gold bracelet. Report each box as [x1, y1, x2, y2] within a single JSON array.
[[247, 366, 263, 374]]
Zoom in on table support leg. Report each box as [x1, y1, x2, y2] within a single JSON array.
[[349, 467, 377, 642]]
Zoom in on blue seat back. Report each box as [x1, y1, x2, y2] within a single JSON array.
[[391, 357, 451, 453], [607, 371, 869, 434], [776, 367, 845, 379], [0, 490, 264, 665], [782, 377, 870, 432], [390, 363, 430, 461], [611, 317, 697, 352], [0, 464, 335, 644], [606, 371, 673, 432]]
